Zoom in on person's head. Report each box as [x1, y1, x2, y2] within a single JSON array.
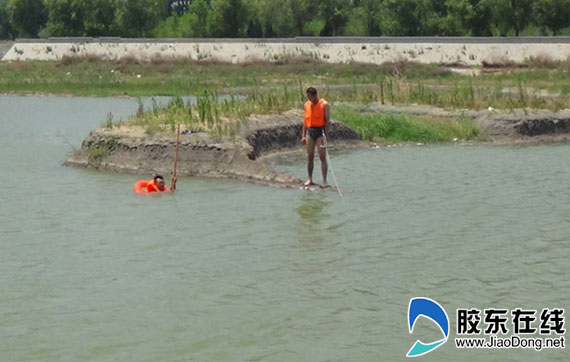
[[306, 87, 318, 104], [154, 175, 166, 190]]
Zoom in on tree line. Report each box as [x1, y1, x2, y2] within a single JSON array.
[[1, 0, 570, 40]]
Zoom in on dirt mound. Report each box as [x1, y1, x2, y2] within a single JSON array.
[[348, 102, 570, 143], [65, 113, 364, 188]]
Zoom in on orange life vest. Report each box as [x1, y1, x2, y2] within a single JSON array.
[[133, 179, 169, 194], [304, 98, 328, 128], [146, 179, 168, 193]]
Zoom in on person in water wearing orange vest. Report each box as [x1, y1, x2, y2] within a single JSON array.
[[301, 87, 330, 187], [151, 174, 176, 192], [134, 174, 176, 194]]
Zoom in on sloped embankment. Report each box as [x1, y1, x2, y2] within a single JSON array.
[[0, 41, 13, 60], [65, 113, 363, 187], [351, 103, 570, 144]]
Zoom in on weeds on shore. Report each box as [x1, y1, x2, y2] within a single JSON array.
[[333, 107, 479, 142], [121, 74, 568, 140], [87, 137, 118, 162], [0, 57, 451, 97], [117, 79, 568, 136], [101, 112, 115, 129], [1, 55, 569, 114], [126, 88, 303, 135], [123, 87, 480, 143]]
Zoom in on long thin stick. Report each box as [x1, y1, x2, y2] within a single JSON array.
[[173, 123, 180, 179], [323, 136, 342, 198]]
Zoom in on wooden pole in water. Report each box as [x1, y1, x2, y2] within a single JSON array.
[[323, 136, 342, 199], [172, 123, 180, 189]]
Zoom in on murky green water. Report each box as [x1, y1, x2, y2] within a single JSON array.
[[1, 96, 569, 361]]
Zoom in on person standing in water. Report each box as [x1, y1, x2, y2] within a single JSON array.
[[301, 87, 330, 187]]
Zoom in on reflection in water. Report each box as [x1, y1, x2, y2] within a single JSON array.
[[295, 193, 331, 244]]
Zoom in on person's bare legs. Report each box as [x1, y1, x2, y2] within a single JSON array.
[[305, 136, 316, 186], [317, 137, 328, 187]]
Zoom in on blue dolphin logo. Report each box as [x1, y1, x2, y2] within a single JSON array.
[[406, 298, 449, 357]]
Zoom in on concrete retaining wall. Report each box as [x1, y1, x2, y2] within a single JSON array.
[[3, 37, 570, 65]]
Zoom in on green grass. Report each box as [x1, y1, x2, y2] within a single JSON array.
[[125, 89, 302, 136], [121, 87, 480, 143], [0, 57, 450, 97], [3, 55, 565, 143], [87, 137, 119, 162], [1, 57, 569, 111], [333, 106, 479, 143]]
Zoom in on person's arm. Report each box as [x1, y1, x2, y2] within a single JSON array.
[[170, 176, 177, 192], [324, 103, 330, 139], [301, 103, 307, 144]]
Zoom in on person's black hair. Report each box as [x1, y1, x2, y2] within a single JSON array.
[[154, 174, 164, 182], [306, 87, 317, 96]]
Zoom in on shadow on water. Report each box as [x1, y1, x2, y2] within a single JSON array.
[[295, 193, 332, 245]]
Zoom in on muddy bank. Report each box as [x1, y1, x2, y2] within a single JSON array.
[[65, 111, 363, 188], [344, 103, 570, 145], [481, 109, 570, 142], [65, 105, 570, 187]]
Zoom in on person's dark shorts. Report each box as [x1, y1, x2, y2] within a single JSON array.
[[307, 127, 324, 141]]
